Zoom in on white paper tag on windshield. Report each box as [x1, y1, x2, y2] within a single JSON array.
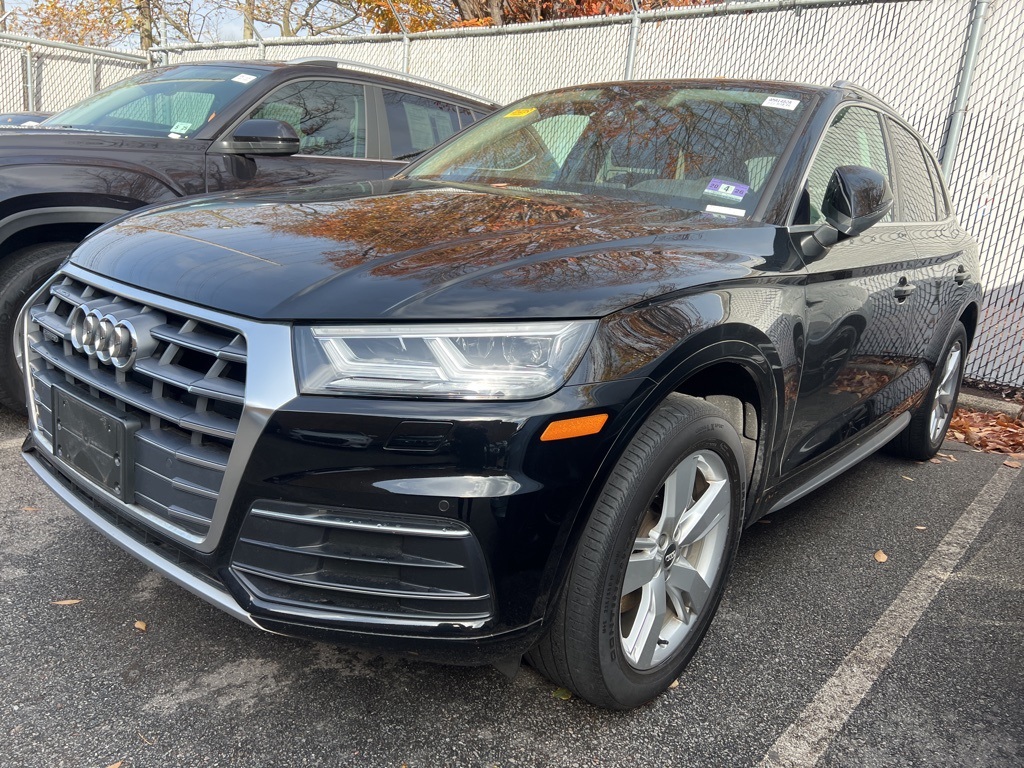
[[170, 121, 191, 134], [706, 205, 746, 217], [232, 73, 257, 84], [762, 96, 800, 111]]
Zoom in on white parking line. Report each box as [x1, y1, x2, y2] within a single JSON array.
[[759, 463, 1020, 768]]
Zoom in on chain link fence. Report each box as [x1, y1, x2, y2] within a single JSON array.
[[0, 34, 147, 113], [0, 0, 1019, 387]]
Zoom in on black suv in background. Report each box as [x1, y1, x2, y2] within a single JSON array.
[[0, 59, 495, 409], [22, 80, 980, 709]]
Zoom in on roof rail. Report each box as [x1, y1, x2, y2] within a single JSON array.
[[830, 79, 886, 103], [286, 57, 495, 105]]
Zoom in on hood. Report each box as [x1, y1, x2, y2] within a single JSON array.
[[0, 128, 207, 159], [70, 179, 787, 321]]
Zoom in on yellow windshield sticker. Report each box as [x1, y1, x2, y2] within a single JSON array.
[[504, 108, 537, 118]]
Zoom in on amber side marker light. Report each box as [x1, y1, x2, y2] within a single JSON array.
[[539, 413, 609, 442]]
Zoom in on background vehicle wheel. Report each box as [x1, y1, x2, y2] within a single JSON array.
[[0, 242, 75, 413], [889, 321, 968, 461], [528, 394, 745, 709]]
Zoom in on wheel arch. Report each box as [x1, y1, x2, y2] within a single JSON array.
[[959, 301, 979, 352], [0, 205, 135, 259], [657, 334, 782, 523], [534, 326, 786, 627], [594, 325, 785, 519]]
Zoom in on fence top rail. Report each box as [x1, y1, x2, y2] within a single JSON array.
[[151, 0, 922, 54], [0, 33, 148, 63]]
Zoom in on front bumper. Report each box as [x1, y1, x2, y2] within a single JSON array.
[[22, 385, 636, 662], [22, 266, 648, 663]]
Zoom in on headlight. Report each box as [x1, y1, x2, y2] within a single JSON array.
[[295, 321, 596, 399]]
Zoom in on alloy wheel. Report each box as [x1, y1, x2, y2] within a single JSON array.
[[619, 449, 731, 670], [929, 341, 963, 444]]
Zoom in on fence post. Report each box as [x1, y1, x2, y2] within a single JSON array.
[[23, 45, 34, 111], [382, 0, 411, 73], [623, 2, 641, 79], [940, 0, 991, 178], [89, 53, 97, 94]]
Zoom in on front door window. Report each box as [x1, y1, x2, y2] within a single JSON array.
[[249, 80, 367, 158]]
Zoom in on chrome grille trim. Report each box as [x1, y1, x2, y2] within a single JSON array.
[[150, 324, 247, 362], [249, 506, 474, 538], [231, 563, 486, 602], [23, 263, 298, 553]]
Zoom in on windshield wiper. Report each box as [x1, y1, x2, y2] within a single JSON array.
[[394, 149, 428, 161], [45, 125, 123, 134]]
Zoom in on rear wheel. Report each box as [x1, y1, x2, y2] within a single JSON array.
[[528, 394, 745, 709], [889, 321, 967, 460], [0, 242, 75, 412]]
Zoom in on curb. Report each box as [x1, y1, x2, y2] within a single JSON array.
[[958, 391, 1023, 419]]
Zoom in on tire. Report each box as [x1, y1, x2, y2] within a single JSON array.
[[0, 242, 75, 412], [889, 321, 967, 461], [528, 394, 745, 709]]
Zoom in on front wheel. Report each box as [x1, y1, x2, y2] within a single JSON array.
[[0, 242, 76, 412], [528, 394, 745, 709]]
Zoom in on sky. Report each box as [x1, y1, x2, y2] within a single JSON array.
[[0, 1, 263, 49]]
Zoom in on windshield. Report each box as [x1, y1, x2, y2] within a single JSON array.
[[407, 83, 811, 216], [43, 64, 266, 139]]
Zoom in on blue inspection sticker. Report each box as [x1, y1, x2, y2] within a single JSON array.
[[704, 178, 750, 202]]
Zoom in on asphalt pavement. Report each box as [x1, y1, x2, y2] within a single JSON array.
[[1, 407, 1021, 768]]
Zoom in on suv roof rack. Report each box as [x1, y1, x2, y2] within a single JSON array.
[[830, 79, 886, 103], [286, 57, 494, 106]]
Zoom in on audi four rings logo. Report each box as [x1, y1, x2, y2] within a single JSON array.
[[69, 304, 163, 370]]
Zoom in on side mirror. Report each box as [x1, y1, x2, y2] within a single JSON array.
[[799, 165, 893, 259], [215, 119, 300, 157]]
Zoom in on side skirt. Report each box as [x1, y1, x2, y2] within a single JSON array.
[[767, 412, 911, 514]]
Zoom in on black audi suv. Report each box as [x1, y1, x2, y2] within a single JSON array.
[[21, 79, 980, 709]]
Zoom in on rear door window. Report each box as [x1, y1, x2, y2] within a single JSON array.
[[887, 119, 940, 222], [383, 90, 461, 160]]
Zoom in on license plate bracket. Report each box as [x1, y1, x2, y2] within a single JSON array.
[[52, 384, 140, 501]]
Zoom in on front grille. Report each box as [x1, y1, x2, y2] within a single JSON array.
[[26, 274, 247, 539]]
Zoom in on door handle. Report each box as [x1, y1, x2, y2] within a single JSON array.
[[894, 277, 916, 300], [954, 265, 968, 285]]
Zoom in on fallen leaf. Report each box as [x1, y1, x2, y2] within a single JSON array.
[[915, 526, 927, 531], [1004, 460, 1022, 469], [874, 550, 888, 563], [105, 762, 123, 768], [901, 475, 914, 482], [552, 687, 572, 701], [50, 599, 81, 606], [669, 679, 680, 689], [929, 458, 942, 464], [948, 408, 1024, 454], [133, 620, 147, 632], [21, 506, 40, 512]]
